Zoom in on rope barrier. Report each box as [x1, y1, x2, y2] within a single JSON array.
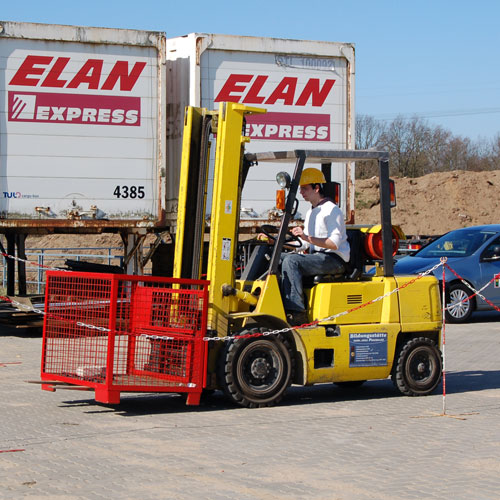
[[204, 260, 446, 341], [443, 263, 500, 312], [0, 251, 70, 272]]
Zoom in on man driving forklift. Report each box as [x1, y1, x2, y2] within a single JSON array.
[[281, 167, 350, 326]]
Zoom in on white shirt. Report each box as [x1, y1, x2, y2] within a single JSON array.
[[299, 199, 350, 262]]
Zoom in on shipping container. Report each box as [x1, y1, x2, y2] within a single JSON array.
[[166, 33, 355, 223], [0, 25, 355, 232], [0, 21, 166, 232]]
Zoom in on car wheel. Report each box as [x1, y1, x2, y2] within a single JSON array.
[[446, 282, 475, 323]]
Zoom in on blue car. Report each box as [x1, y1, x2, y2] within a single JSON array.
[[393, 225, 500, 323]]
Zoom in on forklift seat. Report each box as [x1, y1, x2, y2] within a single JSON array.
[[308, 229, 365, 285]]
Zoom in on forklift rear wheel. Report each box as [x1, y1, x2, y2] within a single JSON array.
[[219, 331, 294, 408], [392, 337, 442, 396]]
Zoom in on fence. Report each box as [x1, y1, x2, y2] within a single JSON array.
[[1, 247, 123, 294]]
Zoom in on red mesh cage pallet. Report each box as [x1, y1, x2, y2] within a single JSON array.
[[41, 271, 209, 405]]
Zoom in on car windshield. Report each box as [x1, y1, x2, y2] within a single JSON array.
[[415, 230, 496, 258]]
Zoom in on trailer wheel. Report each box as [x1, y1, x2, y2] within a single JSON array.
[[392, 337, 442, 396], [219, 330, 294, 408]]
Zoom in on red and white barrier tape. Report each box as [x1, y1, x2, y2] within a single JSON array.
[[441, 258, 447, 414], [204, 260, 446, 341], [0, 251, 70, 272], [443, 263, 500, 312], [1, 254, 498, 341]]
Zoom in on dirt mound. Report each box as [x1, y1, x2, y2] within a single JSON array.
[[27, 233, 123, 249], [355, 169, 500, 236]]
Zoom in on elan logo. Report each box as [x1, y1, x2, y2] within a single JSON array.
[[9, 55, 146, 92], [8, 92, 141, 126], [11, 94, 37, 120], [215, 74, 336, 107]]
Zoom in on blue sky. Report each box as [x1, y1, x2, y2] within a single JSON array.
[[3, 0, 500, 142]]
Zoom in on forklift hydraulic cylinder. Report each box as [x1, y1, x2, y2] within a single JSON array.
[[221, 283, 259, 306]]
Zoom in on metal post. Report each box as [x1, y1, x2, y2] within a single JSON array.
[[321, 162, 332, 182], [269, 152, 306, 276], [16, 233, 27, 296], [378, 158, 394, 277], [6, 234, 15, 296], [37, 254, 43, 294], [2, 255, 6, 289]]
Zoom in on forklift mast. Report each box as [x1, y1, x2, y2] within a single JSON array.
[[173, 102, 265, 333]]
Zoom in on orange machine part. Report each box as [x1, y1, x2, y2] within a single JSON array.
[[364, 228, 400, 260]]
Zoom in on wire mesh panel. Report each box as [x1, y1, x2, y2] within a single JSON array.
[[41, 271, 209, 405]]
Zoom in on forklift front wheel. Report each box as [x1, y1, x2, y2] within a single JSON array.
[[392, 337, 442, 396], [219, 331, 294, 408]]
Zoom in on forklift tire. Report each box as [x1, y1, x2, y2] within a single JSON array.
[[219, 330, 294, 408], [392, 337, 442, 396]]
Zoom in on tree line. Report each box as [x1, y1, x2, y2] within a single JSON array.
[[355, 115, 500, 179]]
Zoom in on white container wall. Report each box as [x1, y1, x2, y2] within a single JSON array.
[[0, 21, 166, 230], [166, 33, 355, 222]]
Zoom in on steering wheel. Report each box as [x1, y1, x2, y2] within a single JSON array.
[[259, 224, 303, 249]]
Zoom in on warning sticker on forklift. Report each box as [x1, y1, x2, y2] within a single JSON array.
[[349, 333, 388, 367], [221, 238, 232, 261]]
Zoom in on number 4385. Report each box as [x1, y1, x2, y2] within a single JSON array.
[[113, 186, 145, 199]]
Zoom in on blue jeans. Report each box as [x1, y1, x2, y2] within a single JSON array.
[[280, 252, 346, 312]]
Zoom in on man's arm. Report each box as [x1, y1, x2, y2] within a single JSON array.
[[291, 226, 337, 250]]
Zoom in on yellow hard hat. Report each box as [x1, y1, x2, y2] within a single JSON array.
[[299, 168, 326, 186]]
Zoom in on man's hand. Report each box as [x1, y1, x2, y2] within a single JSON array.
[[291, 226, 337, 250], [291, 226, 305, 238]]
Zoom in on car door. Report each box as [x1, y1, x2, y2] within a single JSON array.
[[479, 236, 500, 306]]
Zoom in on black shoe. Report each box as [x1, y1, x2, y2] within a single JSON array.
[[286, 311, 309, 327]]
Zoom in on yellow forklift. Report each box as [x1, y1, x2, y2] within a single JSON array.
[[40, 102, 442, 407], [173, 102, 442, 408]]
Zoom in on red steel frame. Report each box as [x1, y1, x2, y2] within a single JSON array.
[[41, 271, 209, 405]]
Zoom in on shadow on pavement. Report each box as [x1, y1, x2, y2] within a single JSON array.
[[58, 368, 500, 416], [470, 311, 500, 323], [445, 370, 500, 393], [0, 324, 42, 337], [55, 380, 405, 416]]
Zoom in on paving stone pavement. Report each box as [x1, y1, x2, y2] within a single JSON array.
[[1, 313, 499, 499]]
